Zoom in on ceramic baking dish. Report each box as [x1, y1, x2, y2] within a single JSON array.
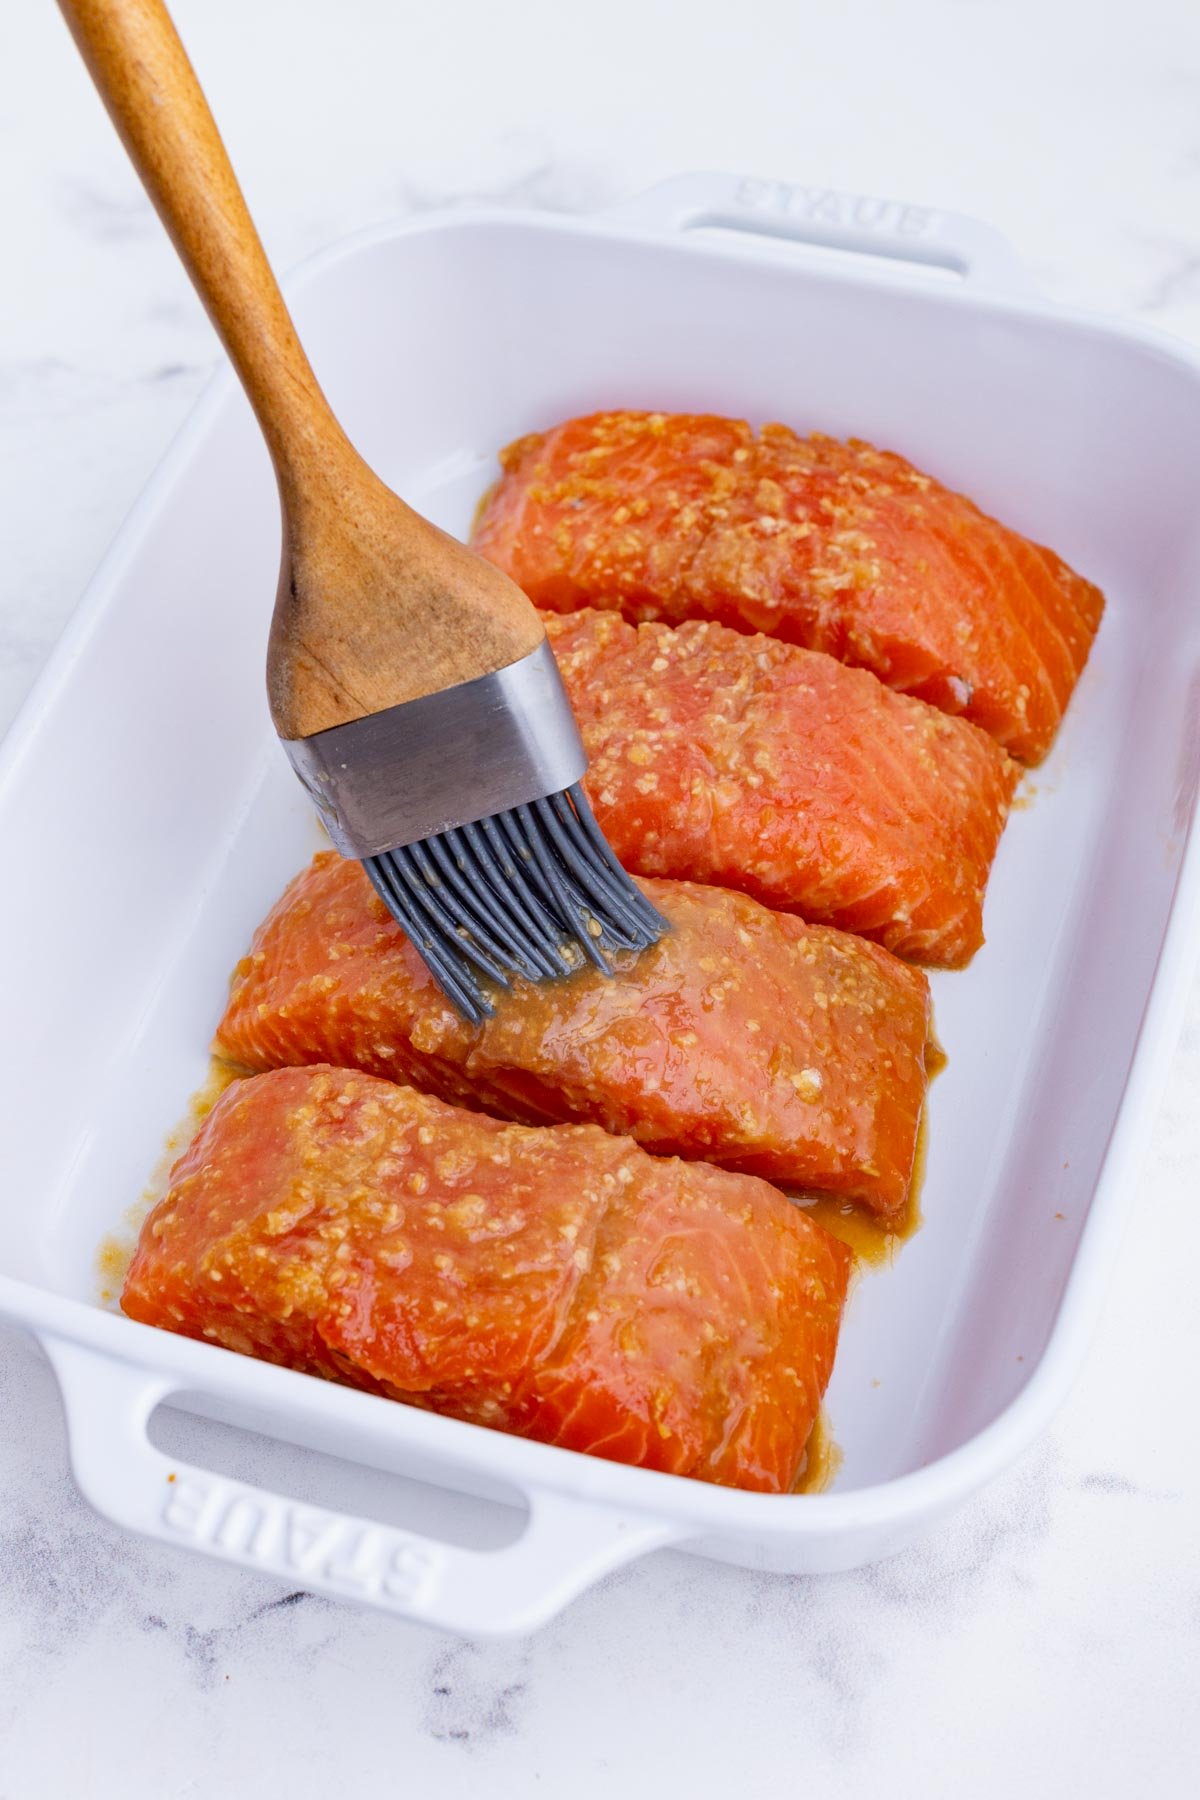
[[3, 174, 1199, 1636]]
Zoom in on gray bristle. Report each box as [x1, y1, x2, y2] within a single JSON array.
[[363, 784, 668, 1025]]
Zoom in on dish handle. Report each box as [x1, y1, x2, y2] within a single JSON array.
[[41, 1335, 682, 1636], [601, 172, 1037, 294]]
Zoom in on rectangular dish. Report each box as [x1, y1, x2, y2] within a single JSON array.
[[2, 173, 1199, 1634]]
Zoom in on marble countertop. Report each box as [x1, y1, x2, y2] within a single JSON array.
[[3, 0, 1200, 1793]]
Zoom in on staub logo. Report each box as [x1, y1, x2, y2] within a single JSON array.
[[162, 1472, 436, 1605], [732, 177, 937, 240]]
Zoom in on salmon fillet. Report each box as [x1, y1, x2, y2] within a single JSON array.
[[472, 410, 1105, 763], [123, 1066, 852, 1492], [215, 855, 933, 1215], [546, 607, 1018, 966]]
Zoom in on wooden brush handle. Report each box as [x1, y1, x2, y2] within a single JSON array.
[[58, 0, 544, 739], [58, 0, 345, 484]]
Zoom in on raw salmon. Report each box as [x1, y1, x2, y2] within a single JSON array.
[[123, 1066, 852, 1491], [472, 411, 1105, 763], [215, 854, 933, 1215], [546, 607, 1017, 966]]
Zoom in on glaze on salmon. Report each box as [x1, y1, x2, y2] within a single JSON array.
[[546, 607, 1018, 966], [472, 411, 1105, 763], [215, 855, 933, 1216], [123, 1066, 852, 1491]]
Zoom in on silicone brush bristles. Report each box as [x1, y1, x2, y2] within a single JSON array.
[[364, 783, 668, 1024]]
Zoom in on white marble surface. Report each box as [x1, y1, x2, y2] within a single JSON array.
[[3, 0, 1200, 1792]]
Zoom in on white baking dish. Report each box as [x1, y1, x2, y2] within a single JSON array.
[[3, 173, 1199, 1637]]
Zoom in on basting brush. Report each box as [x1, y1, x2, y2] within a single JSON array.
[[60, 0, 665, 1022]]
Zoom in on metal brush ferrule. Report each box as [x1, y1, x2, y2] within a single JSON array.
[[280, 638, 588, 859]]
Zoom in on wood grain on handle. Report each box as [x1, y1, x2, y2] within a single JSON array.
[[57, 0, 544, 739]]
